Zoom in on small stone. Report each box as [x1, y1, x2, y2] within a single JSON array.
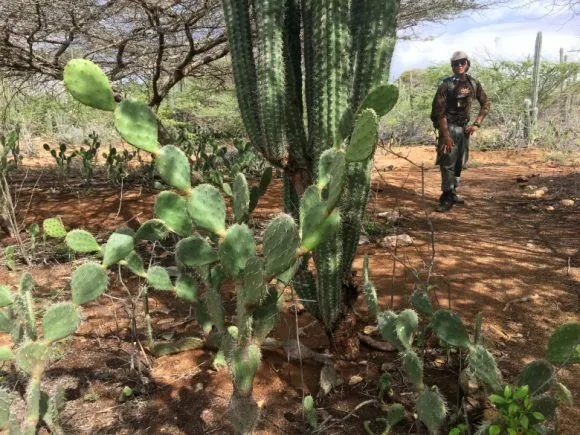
[[359, 360, 368, 366], [348, 375, 363, 385], [381, 362, 397, 372], [201, 408, 216, 425], [378, 210, 400, 222], [358, 235, 370, 245], [363, 325, 378, 335], [546, 206, 555, 211], [525, 185, 538, 191], [533, 189, 545, 198], [193, 382, 203, 393], [561, 199, 574, 207], [382, 234, 413, 249]]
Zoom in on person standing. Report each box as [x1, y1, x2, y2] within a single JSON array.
[[431, 51, 490, 212]]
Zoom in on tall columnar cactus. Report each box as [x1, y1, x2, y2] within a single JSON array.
[[0, 274, 80, 433], [530, 31, 542, 137], [60, 55, 390, 432], [221, 0, 400, 358]]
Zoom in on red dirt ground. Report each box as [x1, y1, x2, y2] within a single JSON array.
[[1, 145, 578, 434]]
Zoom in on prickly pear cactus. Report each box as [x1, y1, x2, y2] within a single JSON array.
[[0, 274, 80, 433]]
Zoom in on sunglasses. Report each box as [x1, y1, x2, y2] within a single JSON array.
[[452, 59, 468, 67]]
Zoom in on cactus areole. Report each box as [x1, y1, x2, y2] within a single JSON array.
[[221, 0, 399, 358]]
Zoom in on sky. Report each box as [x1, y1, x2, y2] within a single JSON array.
[[390, 1, 580, 80]]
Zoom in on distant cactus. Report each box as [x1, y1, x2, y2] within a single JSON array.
[[0, 273, 80, 433], [527, 31, 542, 140]]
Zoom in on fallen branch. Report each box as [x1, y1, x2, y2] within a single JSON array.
[[358, 333, 396, 352], [503, 293, 539, 311]]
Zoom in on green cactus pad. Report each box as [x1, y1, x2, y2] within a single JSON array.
[[16, 341, 48, 375], [411, 289, 433, 317], [135, 219, 168, 241], [219, 224, 256, 278], [124, 251, 145, 276], [253, 287, 282, 342], [156, 145, 191, 191], [402, 349, 424, 389], [300, 205, 340, 252], [345, 109, 379, 162], [65, 230, 101, 253], [147, 266, 173, 291], [71, 263, 109, 305], [378, 310, 403, 350], [187, 184, 226, 235], [546, 322, 580, 364], [554, 382, 573, 406], [175, 236, 218, 267], [259, 167, 273, 195], [19, 272, 34, 294], [264, 214, 299, 277], [362, 254, 378, 316], [396, 309, 418, 350], [0, 388, 12, 429], [241, 256, 266, 307], [517, 359, 554, 395], [431, 310, 470, 348], [299, 185, 322, 232], [387, 403, 405, 428], [358, 84, 399, 117], [248, 186, 261, 214], [196, 300, 213, 334], [114, 100, 160, 153], [317, 149, 337, 189], [42, 302, 81, 342], [42, 218, 67, 238], [231, 344, 261, 396], [467, 344, 501, 391], [155, 191, 192, 236], [63, 59, 117, 112], [233, 172, 250, 224], [326, 152, 346, 211], [0, 311, 12, 333], [0, 346, 13, 361], [0, 286, 13, 308], [174, 274, 197, 302], [102, 231, 134, 267], [303, 395, 317, 428], [531, 395, 556, 421], [417, 388, 447, 434]]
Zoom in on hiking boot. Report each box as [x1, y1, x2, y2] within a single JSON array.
[[452, 192, 465, 204], [436, 191, 453, 212]]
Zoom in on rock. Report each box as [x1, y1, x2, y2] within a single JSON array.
[[381, 362, 397, 372], [561, 199, 574, 207], [358, 235, 370, 245], [201, 408, 217, 426], [546, 206, 555, 211], [193, 382, 203, 393], [516, 175, 528, 183], [525, 184, 538, 191], [378, 210, 401, 222], [382, 234, 413, 249], [348, 375, 363, 386]]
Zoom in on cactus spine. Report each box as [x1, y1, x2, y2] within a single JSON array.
[[221, 0, 400, 358]]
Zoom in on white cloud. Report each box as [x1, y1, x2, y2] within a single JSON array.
[[390, 2, 580, 80]]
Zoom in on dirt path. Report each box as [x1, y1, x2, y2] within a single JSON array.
[[0, 146, 578, 433]]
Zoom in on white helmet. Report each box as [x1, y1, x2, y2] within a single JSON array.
[[450, 51, 471, 71]]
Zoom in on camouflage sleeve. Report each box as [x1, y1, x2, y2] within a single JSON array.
[[475, 80, 490, 124], [431, 83, 450, 139]]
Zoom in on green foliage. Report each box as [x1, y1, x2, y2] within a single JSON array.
[[102, 146, 135, 184], [77, 131, 101, 182], [0, 274, 79, 432], [303, 395, 317, 428], [546, 322, 580, 364], [43, 142, 77, 178], [0, 126, 23, 175], [488, 385, 545, 435]]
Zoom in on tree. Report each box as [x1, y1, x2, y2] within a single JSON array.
[[0, 0, 505, 110], [0, 0, 229, 110]]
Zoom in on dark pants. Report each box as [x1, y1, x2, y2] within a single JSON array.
[[436, 124, 469, 193]]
